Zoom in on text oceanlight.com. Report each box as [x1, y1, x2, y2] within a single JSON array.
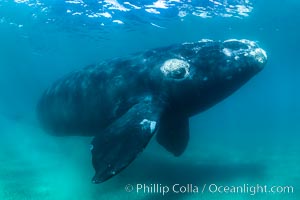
[[124, 183, 294, 196]]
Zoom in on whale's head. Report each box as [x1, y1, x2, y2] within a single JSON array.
[[160, 39, 267, 115]]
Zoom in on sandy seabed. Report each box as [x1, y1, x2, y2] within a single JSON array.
[[0, 115, 299, 200]]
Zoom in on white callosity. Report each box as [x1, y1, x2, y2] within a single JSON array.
[[160, 59, 190, 80], [223, 39, 267, 64], [222, 48, 232, 57], [140, 119, 157, 134], [198, 39, 214, 43], [249, 48, 267, 64]]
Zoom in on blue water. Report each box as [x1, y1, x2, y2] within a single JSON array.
[[0, 0, 300, 199]]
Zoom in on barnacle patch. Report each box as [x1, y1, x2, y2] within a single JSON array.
[[160, 59, 190, 80]]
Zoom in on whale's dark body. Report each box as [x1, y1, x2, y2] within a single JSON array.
[[37, 39, 267, 183]]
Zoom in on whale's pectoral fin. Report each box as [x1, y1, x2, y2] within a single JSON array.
[[156, 113, 189, 156], [91, 97, 161, 184]]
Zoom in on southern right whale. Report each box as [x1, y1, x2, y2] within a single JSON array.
[[37, 39, 267, 183]]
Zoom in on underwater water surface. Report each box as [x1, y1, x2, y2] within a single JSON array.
[[0, 0, 300, 200]]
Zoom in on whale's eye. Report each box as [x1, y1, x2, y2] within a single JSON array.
[[160, 59, 190, 80]]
